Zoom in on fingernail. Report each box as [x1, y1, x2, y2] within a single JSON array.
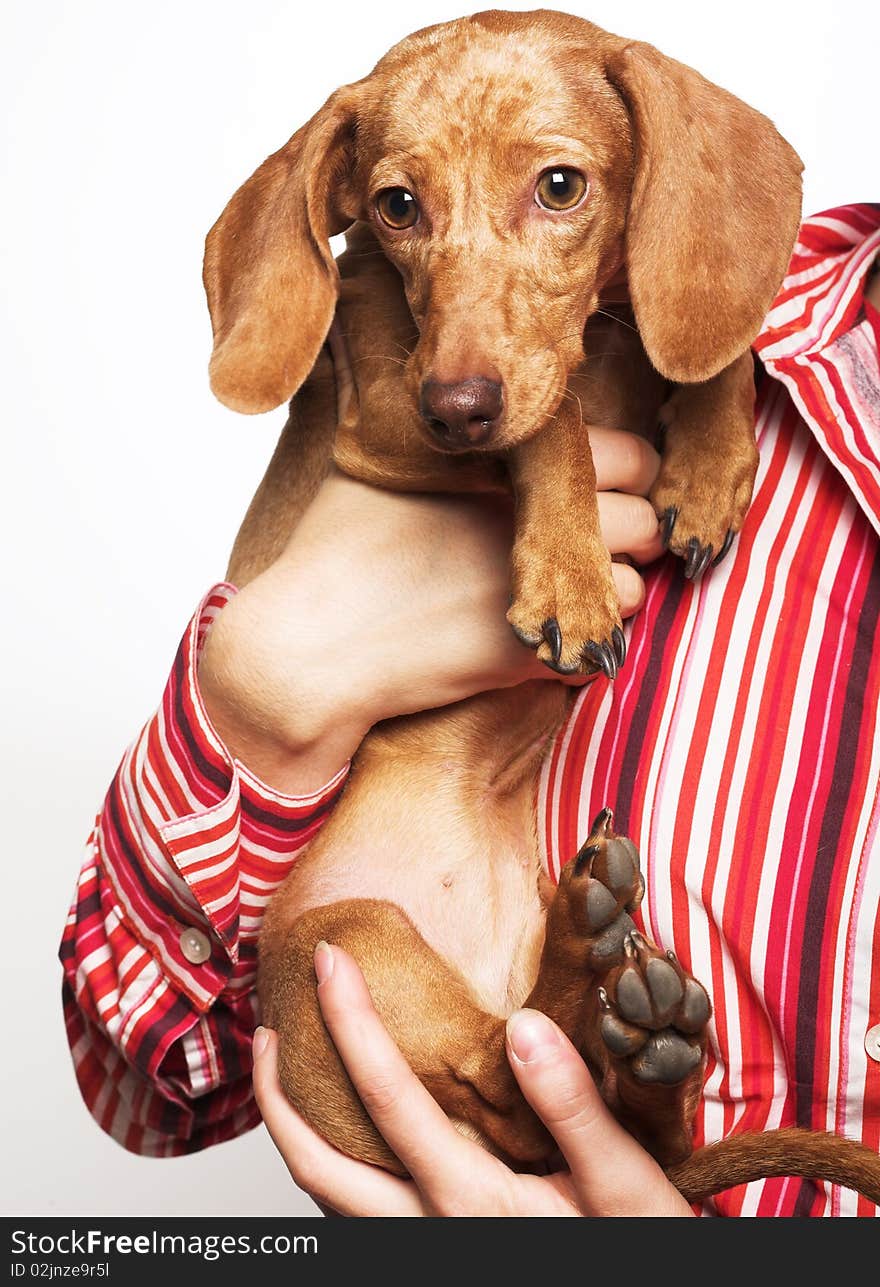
[[252, 1026, 269, 1059], [506, 1009, 563, 1063], [314, 940, 335, 985]]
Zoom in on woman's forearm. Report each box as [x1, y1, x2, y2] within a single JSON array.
[[198, 448, 664, 795]]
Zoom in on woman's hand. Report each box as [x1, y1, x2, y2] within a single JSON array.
[[252, 944, 693, 1217], [200, 428, 663, 793]]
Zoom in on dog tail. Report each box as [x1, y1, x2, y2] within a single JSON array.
[[666, 1128, 880, 1205]]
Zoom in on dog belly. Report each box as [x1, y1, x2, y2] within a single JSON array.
[[281, 779, 547, 1015]]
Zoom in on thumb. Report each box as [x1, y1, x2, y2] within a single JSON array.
[[505, 1009, 693, 1216]]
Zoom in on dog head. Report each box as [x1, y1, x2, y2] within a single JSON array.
[[204, 9, 802, 451]]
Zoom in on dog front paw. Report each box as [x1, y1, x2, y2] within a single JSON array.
[[651, 374, 759, 580], [507, 543, 625, 677], [651, 454, 754, 578]]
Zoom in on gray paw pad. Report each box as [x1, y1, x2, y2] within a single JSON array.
[[590, 911, 636, 960], [645, 957, 684, 1023], [679, 978, 711, 1032], [585, 880, 619, 931], [603, 838, 640, 895], [616, 966, 653, 1025], [600, 1013, 648, 1057], [631, 1030, 702, 1085]]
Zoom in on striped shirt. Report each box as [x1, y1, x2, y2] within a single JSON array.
[[60, 594, 350, 1155], [60, 203, 880, 1215]]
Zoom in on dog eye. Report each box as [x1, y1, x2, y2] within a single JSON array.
[[535, 167, 588, 212], [376, 187, 420, 230]]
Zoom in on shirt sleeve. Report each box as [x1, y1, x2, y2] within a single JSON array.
[[59, 584, 349, 1156]]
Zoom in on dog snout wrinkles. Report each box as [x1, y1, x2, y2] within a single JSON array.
[[419, 377, 504, 449]]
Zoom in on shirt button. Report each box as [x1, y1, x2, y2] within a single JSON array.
[[179, 927, 211, 965], [866, 1024, 880, 1063]]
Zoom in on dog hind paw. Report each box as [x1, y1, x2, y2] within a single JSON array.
[[554, 808, 647, 962], [598, 934, 710, 1086]]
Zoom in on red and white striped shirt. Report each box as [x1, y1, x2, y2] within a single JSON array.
[[60, 594, 350, 1155], [61, 203, 880, 1215]]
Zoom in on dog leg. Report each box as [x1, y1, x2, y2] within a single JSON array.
[[592, 931, 710, 1167], [506, 400, 625, 678], [259, 898, 558, 1174], [650, 350, 759, 578], [451, 805, 711, 1169], [530, 807, 711, 1168]]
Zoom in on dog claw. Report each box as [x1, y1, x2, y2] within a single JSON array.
[[542, 618, 563, 665], [660, 506, 679, 548], [584, 639, 618, 680], [590, 807, 614, 837], [514, 617, 625, 681], [573, 840, 600, 877], [662, 509, 733, 578], [697, 544, 716, 578], [684, 537, 715, 580], [712, 528, 736, 566]]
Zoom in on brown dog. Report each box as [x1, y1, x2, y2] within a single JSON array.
[[203, 10, 880, 1203]]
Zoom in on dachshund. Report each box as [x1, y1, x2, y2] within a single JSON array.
[[202, 9, 880, 1204]]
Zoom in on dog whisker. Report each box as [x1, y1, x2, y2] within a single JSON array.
[[593, 307, 638, 334], [337, 328, 418, 359], [352, 353, 410, 368]]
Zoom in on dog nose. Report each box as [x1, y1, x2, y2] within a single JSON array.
[[419, 377, 503, 448]]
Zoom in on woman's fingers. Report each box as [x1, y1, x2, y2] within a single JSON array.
[[311, 944, 486, 1208], [251, 1026, 424, 1216], [598, 491, 664, 565], [589, 426, 661, 495], [601, 487, 664, 618], [611, 562, 647, 619], [505, 1009, 694, 1217]]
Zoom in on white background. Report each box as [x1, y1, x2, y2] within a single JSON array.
[[2, 0, 877, 1217]]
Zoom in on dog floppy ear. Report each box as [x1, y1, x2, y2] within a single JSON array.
[[203, 88, 360, 414], [605, 43, 802, 383]]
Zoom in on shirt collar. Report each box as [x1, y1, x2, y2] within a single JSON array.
[[755, 204, 880, 536]]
